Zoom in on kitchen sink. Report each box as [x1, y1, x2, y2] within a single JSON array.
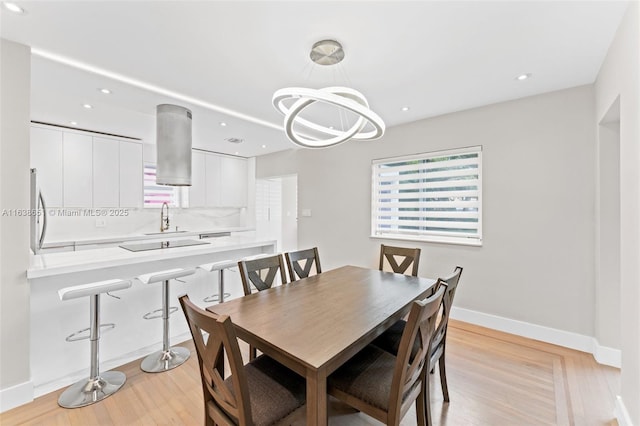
[[143, 230, 188, 235], [119, 239, 208, 252]]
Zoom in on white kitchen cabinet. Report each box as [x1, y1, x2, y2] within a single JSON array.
[[199, 152, 248, 208], [220, 156, 248, 207], [189, 151, 206, 207], [30, 126, 64, 207], [63, 132, 93, 207], [119, 141, 143, 208], [92, 137, 119, 207], [205, 153, 221, 207]]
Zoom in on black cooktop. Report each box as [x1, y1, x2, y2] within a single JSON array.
[[119, 239, 209, 252]]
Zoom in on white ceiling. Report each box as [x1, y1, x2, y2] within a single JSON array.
[[0, 1, 629, 157]]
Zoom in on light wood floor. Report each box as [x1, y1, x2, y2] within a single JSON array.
[[1, 320, 620, 425]]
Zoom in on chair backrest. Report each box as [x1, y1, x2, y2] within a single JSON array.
[[379, 244, 421, 276], [388, 285, 445, 423], [178, 294, 253, 425], [431, 266, 463, 358], [238, 254, 288, 296], [284, 247, 322, 281]]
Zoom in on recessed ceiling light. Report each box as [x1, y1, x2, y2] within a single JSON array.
[[401, 106, 410, 112], [3, 2, 25, 14], [83, 103, 93, 109], [69, 121, 78, 126], [516, 73, 532, 81], [234, 151, 239, 155], [99, 88, 111, 94], [262, 144, 267, 149], [219, 122, 227, 127]]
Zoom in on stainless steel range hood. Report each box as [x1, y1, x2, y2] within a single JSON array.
[[156, 104, 192, 186]]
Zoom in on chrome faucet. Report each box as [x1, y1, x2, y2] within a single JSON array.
[[160, 202, 170, 232]]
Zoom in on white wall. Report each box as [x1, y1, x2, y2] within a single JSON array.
[[258, 85, 597, 338], [594, 2, 640, 424], [0, 39, 32, 411]]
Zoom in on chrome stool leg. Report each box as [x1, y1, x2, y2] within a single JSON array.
[[141, 279, 190, 373], [203, 268, 231, 303], [58, 294, 126, 408]]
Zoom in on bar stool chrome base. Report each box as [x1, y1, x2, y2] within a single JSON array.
[[141, 346, 190, 373], [58, 370, 126, 408], [203, 292, 231, 303]]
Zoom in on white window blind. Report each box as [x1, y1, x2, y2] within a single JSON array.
[[143, 163, 185, 208], [371, 146, 482, 246]]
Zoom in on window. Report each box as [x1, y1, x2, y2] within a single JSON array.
[[143, 163, 188, 208], [371, 146, 482, 246]]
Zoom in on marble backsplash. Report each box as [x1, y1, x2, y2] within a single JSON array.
[[43, 206, 251, 243]]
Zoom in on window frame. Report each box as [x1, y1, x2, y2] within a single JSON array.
[[370, 146, 482, 247]]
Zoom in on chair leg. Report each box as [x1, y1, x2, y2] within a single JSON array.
[[249, 345, 257, 361], [438, 352, 450, 403], [418, 371, 432, 426]]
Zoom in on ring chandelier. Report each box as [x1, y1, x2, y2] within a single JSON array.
[[272, 40, 385, 148]]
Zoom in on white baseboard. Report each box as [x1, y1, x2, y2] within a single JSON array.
[[0, 380, 33, 413], [593, 342, 621, 368], [615, 395, 634, 426], [450, 307, 621, 368]]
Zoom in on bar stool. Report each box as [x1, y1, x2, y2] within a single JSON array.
[[138, 268, 195, 373], [197, 259, 236, 303], [57, 278, 132, 408]]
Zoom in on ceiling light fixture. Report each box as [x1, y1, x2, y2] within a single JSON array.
[[69, 121, 78, 126], [99, 88, 111, 94], [219, 122, 227, 127], [262, 144, 267, 149], [516, 73, 532, 81], [83, 103, 93, 109], [401, 106, 410, 111], [3, 2, 24, 14], [272, 39, 385, 148]]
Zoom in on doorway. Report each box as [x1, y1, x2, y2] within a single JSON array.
[[256, 175, 298, 253], [596, 98, 621, 352]]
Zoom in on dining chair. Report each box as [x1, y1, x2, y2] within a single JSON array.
[[237, 253, 288, 359], [327, 285, 445, 426], [379, 244, 421, 276], [372, 266, 463, 404], [238, 254, 288, 296], [178, 294, 306, 426], [284, 247, 322, 281]]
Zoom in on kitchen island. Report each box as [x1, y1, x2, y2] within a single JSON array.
[[27, 235, 276, 396]]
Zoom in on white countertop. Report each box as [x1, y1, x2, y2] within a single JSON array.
[[41, 227, 254, 248], [28, 235, 276, 279]]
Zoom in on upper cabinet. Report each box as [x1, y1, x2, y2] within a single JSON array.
[[220, 156, 248, 207], [189, 151, 206, 207], [93, 137, 119, 207], [30, 125, 143, 208], [63, 132, 93, 207], [119, 141, 143, 208], [195, 151, 248, 208], [30, 127, 64, 207]]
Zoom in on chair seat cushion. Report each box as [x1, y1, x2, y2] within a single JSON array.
[[225, 355, 305, 426], [328, 344, 398, 411]]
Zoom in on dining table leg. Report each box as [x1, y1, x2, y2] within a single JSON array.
[[306, 367, 328, 426]]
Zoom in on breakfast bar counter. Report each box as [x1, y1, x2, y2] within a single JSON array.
[[28, 235, 276, 284], [27, 236, 276, 397]]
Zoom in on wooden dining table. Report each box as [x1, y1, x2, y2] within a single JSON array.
[[206, 265, 437, 425]]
